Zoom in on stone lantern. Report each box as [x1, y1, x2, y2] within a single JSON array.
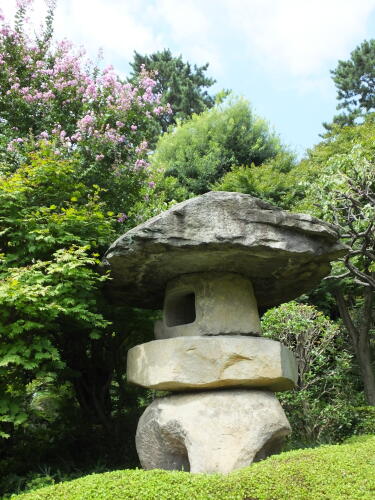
[[104, 192, 346, 474]]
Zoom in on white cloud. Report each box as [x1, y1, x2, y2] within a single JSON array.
[[147, 0, 223, 74], [54, 0, 165, 62], [226, 0, 375, 78], [1, 0, 375, 89], [1, 0, 165, 64]]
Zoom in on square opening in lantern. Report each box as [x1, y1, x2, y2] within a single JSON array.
[[165, 292, 196, 327]]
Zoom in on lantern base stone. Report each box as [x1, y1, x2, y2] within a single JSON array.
[[136, 389, 291, 474]]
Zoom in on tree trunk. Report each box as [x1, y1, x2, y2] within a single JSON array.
[[335, 287, 375, 405]]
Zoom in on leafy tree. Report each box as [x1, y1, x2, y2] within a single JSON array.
[[129, 49, 216, 132], [306, 147, 375, 405], [299, 119, 375, 405], [213, 150, 301, 209], [0, 1, 171, 215], [0, 147, 151, 437], [327, 39, 375, 127], [262, 302, 363, 445], [152, 97, 284, 196]]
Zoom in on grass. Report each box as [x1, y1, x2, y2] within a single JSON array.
[[11, 435, 375, 500]]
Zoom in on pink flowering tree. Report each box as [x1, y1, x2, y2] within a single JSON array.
[[0, 0, 172, 219]]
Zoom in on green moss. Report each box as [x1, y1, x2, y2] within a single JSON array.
[[12, 435, 375, 500]]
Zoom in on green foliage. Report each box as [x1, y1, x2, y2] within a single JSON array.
[[0, 148, 115, 437], [297, 119, 375, 405], [306, 143, 374, 283], [152, 96, 283, 196], [0, 139, 168, 495], [262, 302, 364, 445], [354, 407, 375, 434], [213, 150, 301, 209], [0, 148, 116, 263], [306, 115, 375, 169], [303, 142, 374, 238], [328, 39, 375, 127], [0, 148, 158, 496], [129, 49, 216, 132], [9, 436, 375, 500]]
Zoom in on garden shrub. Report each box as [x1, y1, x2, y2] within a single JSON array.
[[9, 435, 375, 500]]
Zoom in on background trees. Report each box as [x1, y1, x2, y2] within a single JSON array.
[[329, 39, 375, 127], [213, 150, 299, 209], [301, 131, 375, 405], [129, 49, 216, 134], [151, 96, 284, 197], [262, 302, 361, 445]]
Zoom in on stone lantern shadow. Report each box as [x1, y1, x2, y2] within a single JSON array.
[[104, 191, 346, 474]]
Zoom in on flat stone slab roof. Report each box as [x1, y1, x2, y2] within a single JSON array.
[[104, 191, 347, 309]]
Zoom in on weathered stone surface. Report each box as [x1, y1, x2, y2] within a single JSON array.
[[136, 390, 291, 473], [127, 336, 297, 392], [155, 272, 261, 338], [104, 191, 347, 309]]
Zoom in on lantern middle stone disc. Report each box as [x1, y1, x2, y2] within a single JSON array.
[[127, 336, 297, 392]]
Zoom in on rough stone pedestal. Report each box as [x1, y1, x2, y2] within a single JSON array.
[[104, 192, 347, 474], [136, 390, 291, 474]]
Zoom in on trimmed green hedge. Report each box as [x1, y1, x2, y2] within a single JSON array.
[[12, 435, 375, 500]]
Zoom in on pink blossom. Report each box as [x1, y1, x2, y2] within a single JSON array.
[[71, 132, 82, 142], [0, 26, 11, 37], [135, 140, 148, 154], [52, 125, 62, 134], [78, 113, 95, 131], [134, 159, 149, 169], [0, 14, 163, 182], [6, 138, 23, 151], [153, 106, 164, 116], [117, 213, 128, 223], [148, 181, 156, 188], [85, 84, 97, 98], [16, 0, 33, 9]]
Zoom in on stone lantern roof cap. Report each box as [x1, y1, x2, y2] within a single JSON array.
[[104, 191, 347, 309]]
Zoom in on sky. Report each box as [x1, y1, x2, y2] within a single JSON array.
[[2, 0, 375, 157]]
